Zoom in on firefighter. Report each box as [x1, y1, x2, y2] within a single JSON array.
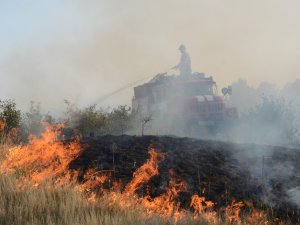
[[172, 44, 192, 79]]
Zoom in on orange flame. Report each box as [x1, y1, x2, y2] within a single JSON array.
[[0, 123, 82, 185], [123, 146, 164, 195], [0, 124, 281, 224], [190, 194, 217, 223], [140, 176, 187, 223], [79, 168, 109, 193], [107, 150, 187, 223], [0, 120, 5, 132], [244, 201, 269, 225], [225, 201, 244, 224]]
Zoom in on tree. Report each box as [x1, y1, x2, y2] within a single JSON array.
[[77, 105, 107, 137], [109, 105, 131, 135], [141, 115, 152, 136], [62, 103, 141, 137], [22, 101, 43, 136], [237, 96, 300, 145], [0, 99, 21, 135]]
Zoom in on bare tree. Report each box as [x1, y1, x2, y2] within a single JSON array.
[[141, 115, 152, 136]]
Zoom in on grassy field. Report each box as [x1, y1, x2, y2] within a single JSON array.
[[0, 143, 220, 225], [0, 139, 290, 225], [0, 174, 229, 225]]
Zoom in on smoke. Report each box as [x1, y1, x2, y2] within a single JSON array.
[[2, 0, 300, 115], [233, 144, 300, 209], [226, 79, 300, 146], [224, 80, 300, 209]]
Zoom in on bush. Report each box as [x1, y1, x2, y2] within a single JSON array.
[[236, 96, 300, 145], [63, 102, 135, 137], [0, 99, 21, 141]]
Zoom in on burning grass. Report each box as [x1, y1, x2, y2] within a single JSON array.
[[0, 124, 291, 224], [0, 174, 167, 225], [0, 173, 280, 225]]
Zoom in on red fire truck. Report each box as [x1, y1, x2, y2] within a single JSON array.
[[132, 72, 238, 134]]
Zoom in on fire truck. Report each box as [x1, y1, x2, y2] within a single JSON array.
[[95, 45, 237, 135], [132, 46, 237, 135]]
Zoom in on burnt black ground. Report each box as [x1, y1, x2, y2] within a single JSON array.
[[68, 135, 300, 222]]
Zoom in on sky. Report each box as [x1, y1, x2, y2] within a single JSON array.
[[1, 0, 300, 113]]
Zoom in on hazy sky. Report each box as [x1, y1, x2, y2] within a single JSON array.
[[1, 0, 300, 113]]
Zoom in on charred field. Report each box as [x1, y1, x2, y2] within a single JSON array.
[[1, 124, 300, 224], [70, 135, 300, 223]]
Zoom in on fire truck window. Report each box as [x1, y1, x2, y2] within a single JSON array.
[[184, 84, 213, 96]]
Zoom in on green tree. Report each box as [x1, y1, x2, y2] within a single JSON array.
[[0, 99, 21, 135], [63, 102, 139, 137], [77, 105, 107, 136], [109, 105, 131, 135]]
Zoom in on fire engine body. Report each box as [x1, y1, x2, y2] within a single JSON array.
[[132, 73, 236, 129], [132, 45, 237, 135]]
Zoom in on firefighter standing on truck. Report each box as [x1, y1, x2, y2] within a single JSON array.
[[172, 44, 192, 79]]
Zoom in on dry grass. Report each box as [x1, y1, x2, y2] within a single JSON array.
[[0, 142, 291, 225], [0, 141, 212, 225], [0, 173, 223, 225]]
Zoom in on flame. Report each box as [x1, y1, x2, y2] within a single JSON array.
[[0, 123, 82, 185], [0, 120, 20, 144], [79, 168, 109, 193], [108, 149, 186, 223], [225, 201, 244, 224], [0, 124, 283, 224], [190, 194, 217, 224], [0, 120, 5, 132], [244, 201, 269, 225], [123, 146, 164, 195], [139, 174, 187, 223]]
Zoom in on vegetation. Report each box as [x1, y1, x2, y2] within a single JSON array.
[[63, 101, 137, 137], [237, 96, 300, 145], [0, 140, 292, 225], [0, 99, 148, 142], [0, 100, 21, 138], [0, 99, 297, 224], [0, 173, 153, 225], [21, 101, 45, 137], [0, 173, 233, 225], [0, 96, 299, 146]]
